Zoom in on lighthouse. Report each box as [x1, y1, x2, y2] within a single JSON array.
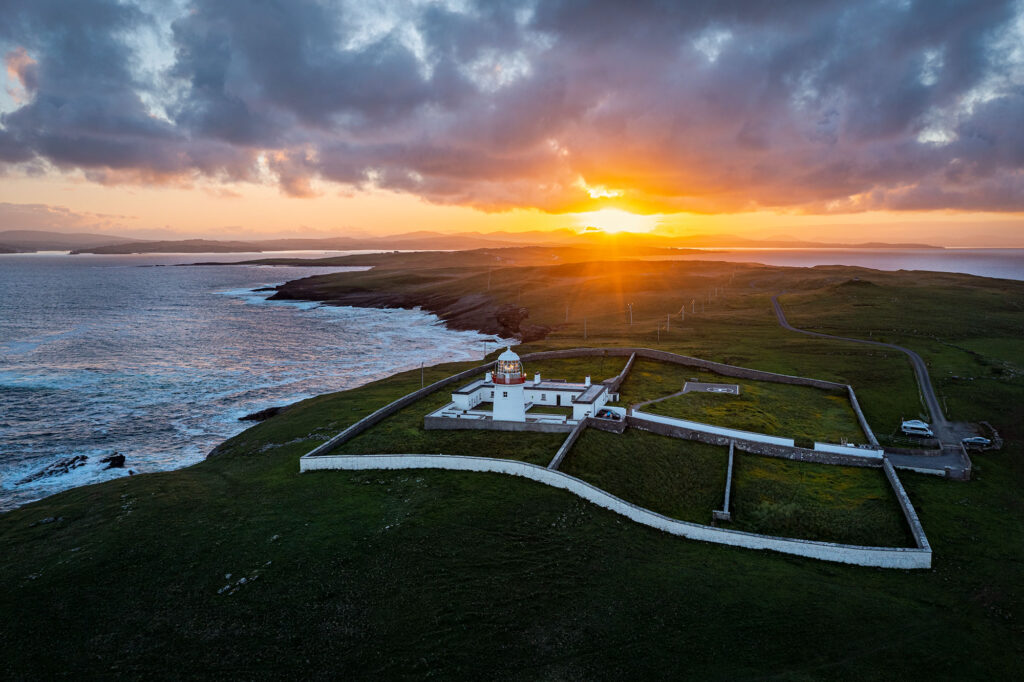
[[492, 346, 526, 422]]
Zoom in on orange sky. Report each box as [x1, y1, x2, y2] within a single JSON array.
[[2, 171, 1022, 246]]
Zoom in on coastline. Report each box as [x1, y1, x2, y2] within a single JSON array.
[[268, 274, 552, 342]]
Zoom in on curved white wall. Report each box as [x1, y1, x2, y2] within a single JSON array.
[[301, 453, 931, 569]]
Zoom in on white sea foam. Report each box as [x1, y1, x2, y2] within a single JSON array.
[[0, 258, 503, 512]]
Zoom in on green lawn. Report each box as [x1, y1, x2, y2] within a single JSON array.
[[619, 359, 866, 443], [340, 388, 563, 466], [559, 429, 728, 523], [730, 454, 913, 547]]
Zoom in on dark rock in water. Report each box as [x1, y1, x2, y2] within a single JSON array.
[[17, 455, 89, 485], [100, 452, 126, 469], [239, 406, 285, 422], [252, 287, 277, 292]]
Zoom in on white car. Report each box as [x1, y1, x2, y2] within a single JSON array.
[[901, 420, 934, 437]]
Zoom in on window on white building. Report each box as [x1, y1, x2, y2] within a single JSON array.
[[502, 391, 508, 398]]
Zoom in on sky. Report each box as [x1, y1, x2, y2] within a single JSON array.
[[1, 0, 1023, 245]]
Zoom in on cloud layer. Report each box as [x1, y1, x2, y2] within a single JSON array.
[[1, 0, 1022, 214]]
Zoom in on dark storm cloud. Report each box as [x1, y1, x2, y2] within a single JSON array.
[[0, 0, 1022, 212]]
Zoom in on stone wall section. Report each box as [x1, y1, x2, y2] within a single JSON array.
[[846, 384, 879, 445], [300, 454, 931, 569], [603, 352, 636, 393], [548, 420, 587, 469], [628, 415, 883, 468], [712, 441, 735, 522], [883, 458, 932, 551]]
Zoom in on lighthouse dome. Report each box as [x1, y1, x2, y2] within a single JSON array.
[[493, 346, 525, 384]]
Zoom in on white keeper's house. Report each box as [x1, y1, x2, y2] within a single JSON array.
[[425, 347, 619, 431]]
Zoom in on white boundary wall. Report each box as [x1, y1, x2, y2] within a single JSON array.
[[301, 453, 931, 569], [632, 410, 796, 447], [814, 442, 884, 459]]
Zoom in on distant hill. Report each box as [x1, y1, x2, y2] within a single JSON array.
[[6, 227, 944, 255], [79, 239, 266, 254], [0, 229, 144, 252], [71, 234, 524, 254]]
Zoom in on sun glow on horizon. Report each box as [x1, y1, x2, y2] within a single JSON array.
[[572, 208, 661, 234]]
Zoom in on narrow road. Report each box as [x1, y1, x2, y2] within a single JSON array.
[[770, 294, 952, 444]]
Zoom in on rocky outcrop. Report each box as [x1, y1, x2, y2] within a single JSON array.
[[99, 453, 126, 469], [239, 406, 285, 422], [17, 455, 89, 485]]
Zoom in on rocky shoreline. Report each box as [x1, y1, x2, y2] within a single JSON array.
[[268, 278, 551, 342]]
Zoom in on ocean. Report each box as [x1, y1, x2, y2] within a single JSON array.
[[0, 252, 497, 511], [671, 247, 1024, 281]]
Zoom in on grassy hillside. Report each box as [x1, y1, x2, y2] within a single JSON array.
[[2, 256, 1023, 678]]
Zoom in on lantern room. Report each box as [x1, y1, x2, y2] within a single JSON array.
[[493, 346, 525, 385]]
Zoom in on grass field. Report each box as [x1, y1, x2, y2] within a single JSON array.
[[520, 354, 627, 383], [619, 359, 866, 443], [2, 255, 1023, 678], [559, 429, 728, 523], [729, 454, 913, 546]]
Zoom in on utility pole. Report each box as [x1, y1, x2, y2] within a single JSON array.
[[657, 326, 660, 342], [627, 303, 633, 325], [692, 299, 696, 314], [584, 317, 587, 340], [421, 362, 424, 388], [666, 313, 670, 331]]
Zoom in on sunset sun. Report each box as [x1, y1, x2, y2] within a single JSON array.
[[573, 208, 661, 234]]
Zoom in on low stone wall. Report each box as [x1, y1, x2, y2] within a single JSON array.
[[586, 416, 626, 434], [548, 420, 587, 469], [712, 441, 735, 522], [300, 454, 931, 569], [846, 385, 879, 445], [882, 458, 931, 551], [424, 416, 574, 434], [629, 415, 883, 468], [603, 352, 636, 392]]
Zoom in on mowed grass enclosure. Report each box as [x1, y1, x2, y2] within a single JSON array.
[[339, 388, 564, 465], [559, 429, 728, 524], [730, 454, 913, 547], [618, 359, 866, 443]]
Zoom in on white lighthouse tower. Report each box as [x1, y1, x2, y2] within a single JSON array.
[[492, 346, 526, 422]]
